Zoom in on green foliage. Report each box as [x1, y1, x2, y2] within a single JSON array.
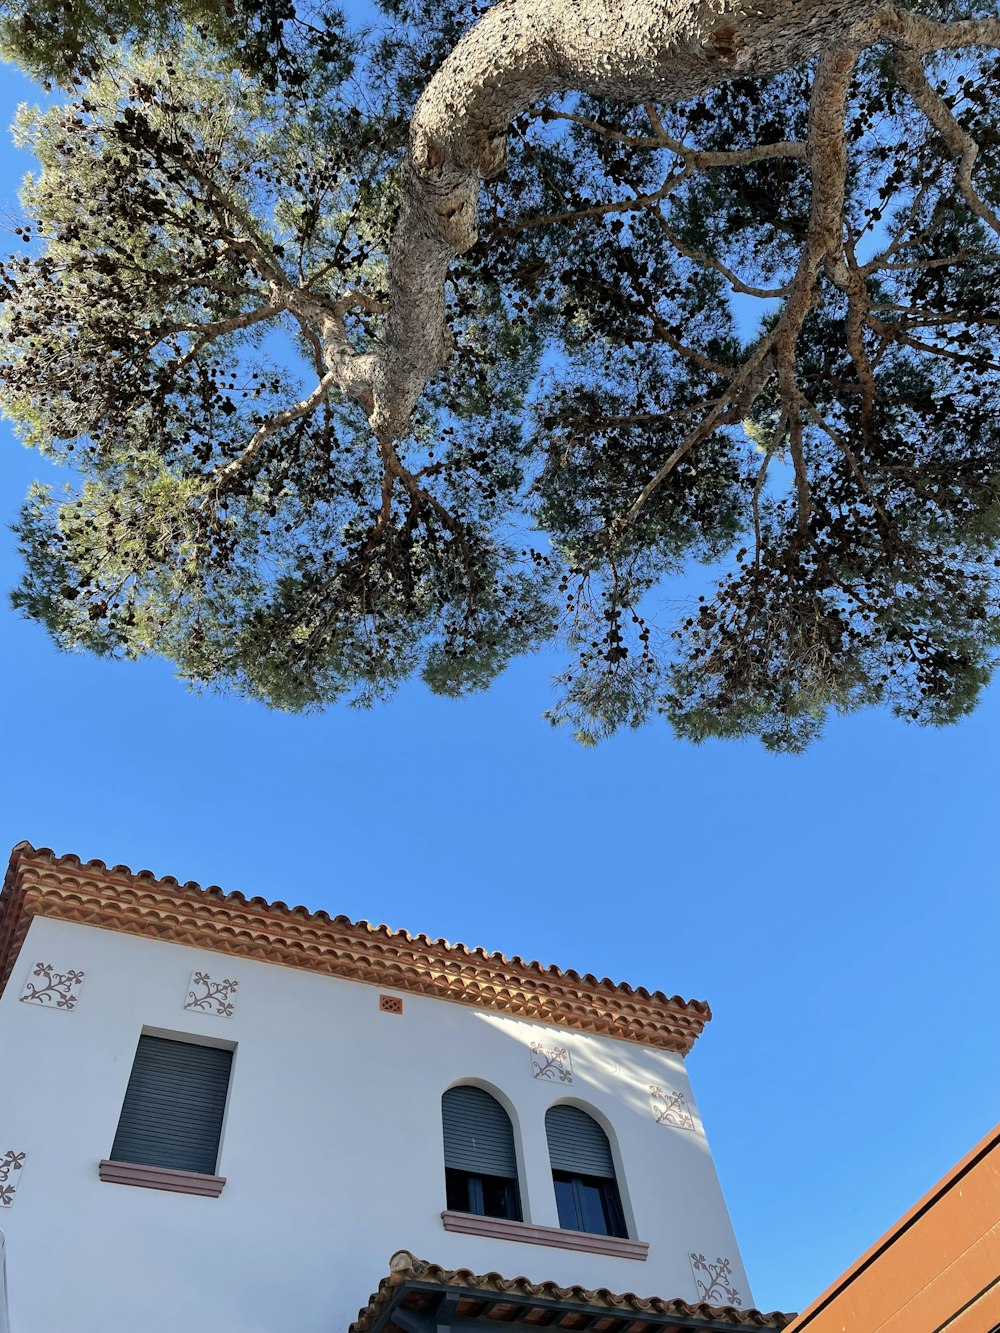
[[0, 0, 346, 88], [3, 0, 1000, 748], [2, 41, 550, 708]]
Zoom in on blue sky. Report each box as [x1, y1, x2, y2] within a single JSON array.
[[1, 45, 999, 1318]]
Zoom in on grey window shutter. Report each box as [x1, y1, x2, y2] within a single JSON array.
[[545, 1105, 616, 1178], [110, 1035, 233, 1175], [442, 1086, 517, 1177]]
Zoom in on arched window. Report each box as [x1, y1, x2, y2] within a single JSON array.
[[545, 1105, 627, 1238], [442, 1085, 522, 1221]]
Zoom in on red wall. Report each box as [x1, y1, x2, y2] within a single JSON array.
[[787, 1123, 1000, 1333]]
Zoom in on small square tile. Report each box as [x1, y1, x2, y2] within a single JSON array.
[[650, 1085, 694, 1130], [0, 1151, 26, 1208], [18, 962, 85, 1012], [184, 971, 239, 1018], [689, 1253, 742, 1306], [530, 1042, 573, 1083]]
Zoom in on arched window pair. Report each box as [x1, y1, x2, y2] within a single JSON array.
[[442, 1087, 627, 1238]]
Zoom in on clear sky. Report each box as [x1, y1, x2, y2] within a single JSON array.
[[1, 43, 999, 1319]]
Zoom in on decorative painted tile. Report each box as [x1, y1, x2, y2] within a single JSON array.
[[689, 1253, 742, 1307], [649, 1085, 694, 1130], [18, 962, 85, 1011], [530, 1041, 573, 1083], [0, 1151, 26, 1208], [184, 971, 239, 1018]]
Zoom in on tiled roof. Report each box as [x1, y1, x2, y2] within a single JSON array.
[[0, 843, 711, 1052], [351, 1252, 795, 1333]]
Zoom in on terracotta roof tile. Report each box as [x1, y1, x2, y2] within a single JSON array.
[[0, 843, 711, 1052], [351, 1252, 795, 1333]]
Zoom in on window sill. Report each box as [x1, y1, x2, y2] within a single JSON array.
[[98, 1160, 226, 1197], [441, 1211, 648, 1260]]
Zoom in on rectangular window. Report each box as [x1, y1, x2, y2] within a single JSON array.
[[109, 1034, 233, 1176]]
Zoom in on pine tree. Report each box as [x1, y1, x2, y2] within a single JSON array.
[[2, 0, 999, 748]]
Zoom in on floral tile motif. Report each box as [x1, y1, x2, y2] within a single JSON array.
[[0, 1151, 26, 1208], [689, 1253, 742, 1307], [530, 1042, 573, 1083], [184, 970, 239, 1018], [649, 1085, 695, 1130], [18, 962, 85, 1011]]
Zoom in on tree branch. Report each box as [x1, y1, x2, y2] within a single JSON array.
[[508, 163, 689, 230], [652, 209, 792, 298], [165, 304, 285, 370], [200, 369, 338, 507], [892, 50, 1000, 238], [607, 40, 858, 539], [363, 0, 889, 441], [238, 0, 1000, 453]]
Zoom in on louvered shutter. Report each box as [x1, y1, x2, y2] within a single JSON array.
[[110, 1035, 233, 1175], [442, 1086, 517, 1177], [545, 1105, 615, 1178]]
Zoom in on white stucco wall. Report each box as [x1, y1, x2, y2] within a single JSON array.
[[0, 916, 752, 1333]]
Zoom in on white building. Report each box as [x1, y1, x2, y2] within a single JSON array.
[[0, 842, 788, 1333]]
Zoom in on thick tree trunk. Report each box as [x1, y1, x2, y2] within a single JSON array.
[[348, 0, 889, 440]]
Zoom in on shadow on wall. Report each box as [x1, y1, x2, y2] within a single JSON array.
[[472, 1009, 715, 1159]]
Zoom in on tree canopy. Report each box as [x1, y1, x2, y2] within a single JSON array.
[[1, 0, 999, 748]]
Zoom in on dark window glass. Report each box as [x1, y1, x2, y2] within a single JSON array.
[[553, 1174, 578, 1229], [446, 1167, 520, 1220], [551, 1170, 627, 1237]]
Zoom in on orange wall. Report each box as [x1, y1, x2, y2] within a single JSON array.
[[786, 1123, 1000, 1333]]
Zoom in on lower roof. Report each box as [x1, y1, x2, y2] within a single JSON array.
[[351, 1252, 795, 1333]]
